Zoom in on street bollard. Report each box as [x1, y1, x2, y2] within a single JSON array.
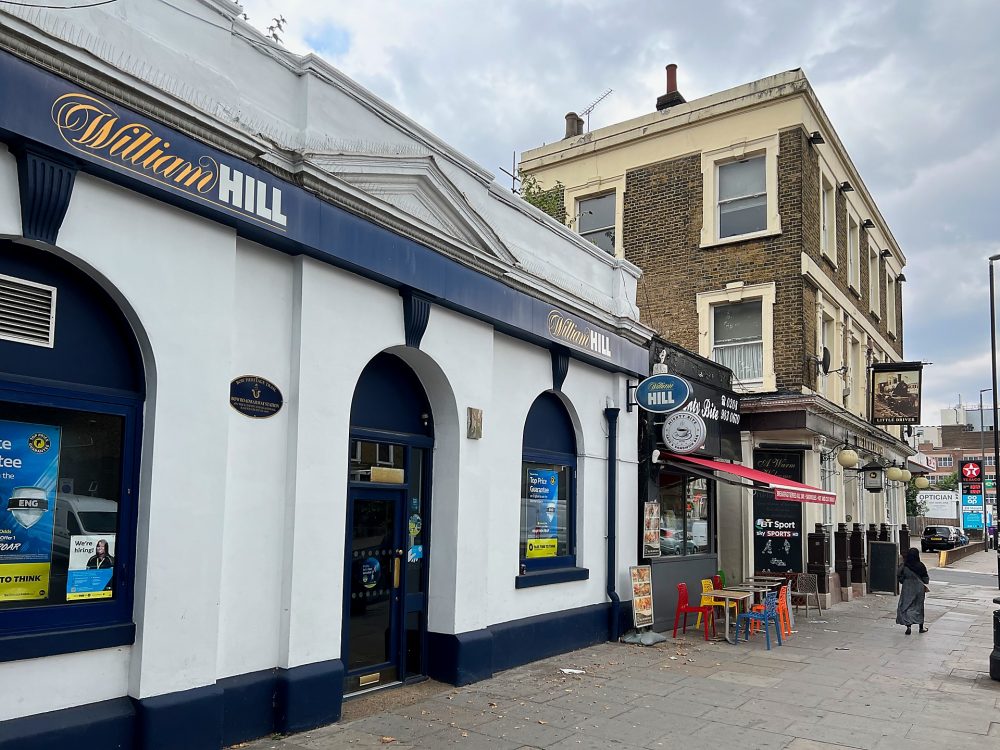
[[992, 597, 1000, 681]]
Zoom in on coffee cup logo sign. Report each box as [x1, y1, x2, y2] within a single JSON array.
[[661, 411, 707, 454]]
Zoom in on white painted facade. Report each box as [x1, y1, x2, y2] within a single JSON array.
[[0, 0, 650, 734]]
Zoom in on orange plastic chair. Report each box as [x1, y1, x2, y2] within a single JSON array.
[[696, 578, 737, 628], [751, 583, 792, 638]]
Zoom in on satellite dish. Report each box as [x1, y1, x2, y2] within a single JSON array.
[[820, 347, 831, 375]]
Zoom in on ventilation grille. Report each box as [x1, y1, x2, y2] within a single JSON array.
[[0, 273, 56, 348]]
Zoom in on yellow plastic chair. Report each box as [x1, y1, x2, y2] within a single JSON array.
[[696, 578, 737, 628]]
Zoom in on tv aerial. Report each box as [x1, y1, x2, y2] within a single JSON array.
[[580, 89, 613, 131]]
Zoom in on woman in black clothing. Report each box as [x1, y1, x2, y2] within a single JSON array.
[[896, 547, 929, 635]]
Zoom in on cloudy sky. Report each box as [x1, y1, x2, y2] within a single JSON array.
[[241, 0, 1000, 426]]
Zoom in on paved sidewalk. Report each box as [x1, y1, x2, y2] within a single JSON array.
[[239, 560, 1000, 750]]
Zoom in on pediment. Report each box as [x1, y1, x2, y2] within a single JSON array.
[[306, 153, 514, 264]]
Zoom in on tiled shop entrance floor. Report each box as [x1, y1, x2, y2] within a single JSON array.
[[239, 559, 1000, 749]]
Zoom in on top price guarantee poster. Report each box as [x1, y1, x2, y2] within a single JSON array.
[[0, 420, 62, 601]]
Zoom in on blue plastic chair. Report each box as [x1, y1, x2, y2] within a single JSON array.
[[734, 591, 782, 650]]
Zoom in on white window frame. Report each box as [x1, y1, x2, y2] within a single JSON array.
[[564, 177, 626, 260], [700, 135, 781, 248], [886, 273, 897, 336], [576, 191, 616, 255], [820, 174, 837, 264], [849, 329, 863, 417], [938, 455, 953, 468], [847, 213, 861, 293], [697, 281, 776, 392], [868, 244, 880, 318], [820, 309, 837, 402]]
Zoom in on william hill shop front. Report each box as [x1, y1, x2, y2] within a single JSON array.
[[0, 7, 651, 749]]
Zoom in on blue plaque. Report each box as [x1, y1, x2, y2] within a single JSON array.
[[230, 376, 283, 418]]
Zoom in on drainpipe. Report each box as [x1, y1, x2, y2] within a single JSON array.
[[605, 407, 621, 641]]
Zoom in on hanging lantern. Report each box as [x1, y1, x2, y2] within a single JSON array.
[[837, 448, 859, 468], [900, 469, 912, 482], [886, 466, 903, 482], [914, 476, 930, 490]]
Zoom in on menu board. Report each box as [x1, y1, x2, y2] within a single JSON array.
[[642, 502, 661, 558], [630, 565, 654, 628]]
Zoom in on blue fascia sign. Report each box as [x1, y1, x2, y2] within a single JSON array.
[[635, 374, 691, 413], [0, 49, 649, 376]]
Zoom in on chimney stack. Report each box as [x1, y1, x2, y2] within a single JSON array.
[[656, 64, 686, 111], [564, 112, 584, 139]]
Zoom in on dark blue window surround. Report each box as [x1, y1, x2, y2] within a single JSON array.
[[0, 242, 142, 661], [517, 393, 588, 588]]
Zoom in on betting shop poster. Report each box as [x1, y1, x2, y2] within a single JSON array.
[[0, 420, 61, 601], [526, 468, 558, 558], [66, 534, 116, 600]]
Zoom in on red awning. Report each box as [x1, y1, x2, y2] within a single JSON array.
[[663, 453, 836, 505]]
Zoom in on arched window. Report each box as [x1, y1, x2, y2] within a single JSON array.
[[0, 241, 143, 657], [520, 393, 577, 573]]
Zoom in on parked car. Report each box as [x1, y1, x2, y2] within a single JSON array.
[[921, 525, 960, 552], [659, 526, 696, 555], [955, 529, 970, 546]]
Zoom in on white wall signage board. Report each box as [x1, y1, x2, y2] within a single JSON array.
[[918, 491, 959, 520]]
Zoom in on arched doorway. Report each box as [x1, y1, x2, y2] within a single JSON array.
[[343, 352, 433, 694]]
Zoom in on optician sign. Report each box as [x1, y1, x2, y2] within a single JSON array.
[[918, 491, 959, 520]]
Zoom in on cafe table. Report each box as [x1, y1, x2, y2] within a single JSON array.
[[708, 588, 754, 644], [727, 584, 776, 609]]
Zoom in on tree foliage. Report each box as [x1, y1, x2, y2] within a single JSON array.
[[905, 481, 927, 517], [518, 171, 566, 224], [936, 471, 959, 491]]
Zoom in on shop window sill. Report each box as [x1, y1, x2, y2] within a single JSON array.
[[515, 567, 589, 589], [0, 621, 135, 662]]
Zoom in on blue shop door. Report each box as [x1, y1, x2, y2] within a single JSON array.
[[343, 487, 406, 693]]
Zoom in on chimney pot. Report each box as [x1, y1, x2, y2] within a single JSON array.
[[564, 111, 584, 139], [656, 64, 686, 112], [666, 63, 678, 94]]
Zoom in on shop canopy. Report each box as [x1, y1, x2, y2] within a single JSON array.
[[662, 453, 836, 505]]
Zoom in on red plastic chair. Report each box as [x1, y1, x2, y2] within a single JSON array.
[[672, 582, 716, 641], [712, 575, 723, 590]]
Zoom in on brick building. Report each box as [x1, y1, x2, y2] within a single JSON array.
[[520, 66, 914, 599]]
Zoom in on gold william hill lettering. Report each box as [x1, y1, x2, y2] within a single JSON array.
[[51, 93, 287, 228], [546, 310, 612, 358]]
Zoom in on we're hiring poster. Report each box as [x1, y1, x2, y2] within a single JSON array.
[[0, 420, 62, 601]]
